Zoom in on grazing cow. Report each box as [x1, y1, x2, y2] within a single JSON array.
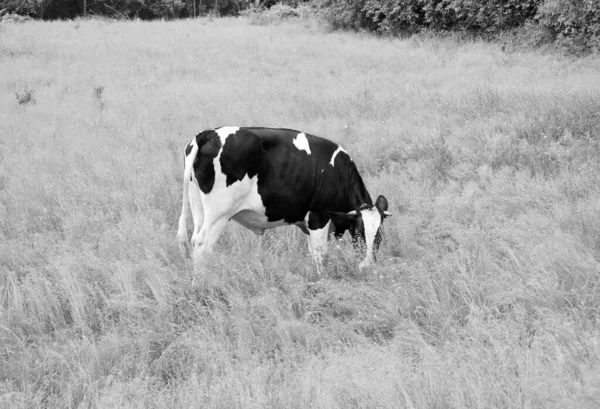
[[177, 126, 391, 271]]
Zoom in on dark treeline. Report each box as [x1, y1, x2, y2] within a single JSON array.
[[1, 0, 598, 53], [0, 0, 265, 19]]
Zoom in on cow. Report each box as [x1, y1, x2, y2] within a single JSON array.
[[176, 126, 391, 272]]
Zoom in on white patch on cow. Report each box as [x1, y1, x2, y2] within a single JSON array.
[[293, 133, 311, 155], [215, 126, 240, 148], [329, 146, 347, 166], [359, 208, 382, 268]]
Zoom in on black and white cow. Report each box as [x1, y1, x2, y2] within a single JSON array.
[[177, 126, 391, 271]]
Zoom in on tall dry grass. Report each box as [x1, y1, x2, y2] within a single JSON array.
[[1, 16, 600, 408]]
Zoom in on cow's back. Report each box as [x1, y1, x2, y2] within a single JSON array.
[[244, 127, 367, 223]]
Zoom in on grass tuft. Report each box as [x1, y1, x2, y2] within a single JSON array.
[[15, 87, 35, 105]]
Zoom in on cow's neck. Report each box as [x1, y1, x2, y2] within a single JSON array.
[[347, 170, 372, 210]]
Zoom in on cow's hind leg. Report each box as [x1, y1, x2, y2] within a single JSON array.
[[188, 180, 204, 254], [179, 184, 204, 257], [177, 203, 191, 257], [191, 215, 229, 262], [177, 140, 200, 257]]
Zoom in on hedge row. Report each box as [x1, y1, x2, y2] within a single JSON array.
[[314, 0, 600, 52]]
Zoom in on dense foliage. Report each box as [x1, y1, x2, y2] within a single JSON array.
[[0, 0, 251, 19], [537, 0, 600, 53], [315, 0, 600, 52]]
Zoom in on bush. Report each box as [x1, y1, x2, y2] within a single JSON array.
[[315, 0, 600, 53], [537, 0, 600, 53], [363, 0, 423, 34], [451, 0, 539, 32], [243, 3, 303, 25], [316, 0, 541, 35], [0, 0, 51, 18], [0, 11, 35, 22], [314, 0, 383, 31]]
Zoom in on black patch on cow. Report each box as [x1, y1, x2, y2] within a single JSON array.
[[185, 142, 193, 157], [193, 130, 222, 194], [328, 211, 357, 235], [307, 211, 330, 231], [220, 129, 262, 187], [350, 212, 364, 241]]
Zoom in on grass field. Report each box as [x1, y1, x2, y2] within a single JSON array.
[[2, 16, 600, 408]]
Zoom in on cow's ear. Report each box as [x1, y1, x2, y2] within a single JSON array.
[[375, 195, 392, 217], [328, 211, 358, 230]]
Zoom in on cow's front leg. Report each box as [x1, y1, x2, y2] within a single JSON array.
[[306, 212, 331, 275]]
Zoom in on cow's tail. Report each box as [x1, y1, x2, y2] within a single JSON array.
[[177, 140, 199, 258]]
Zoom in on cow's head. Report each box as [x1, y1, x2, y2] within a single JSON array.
[[329, 195, 391, 268]]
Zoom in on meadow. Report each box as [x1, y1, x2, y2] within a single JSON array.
[[1, 16, 600, 408]]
